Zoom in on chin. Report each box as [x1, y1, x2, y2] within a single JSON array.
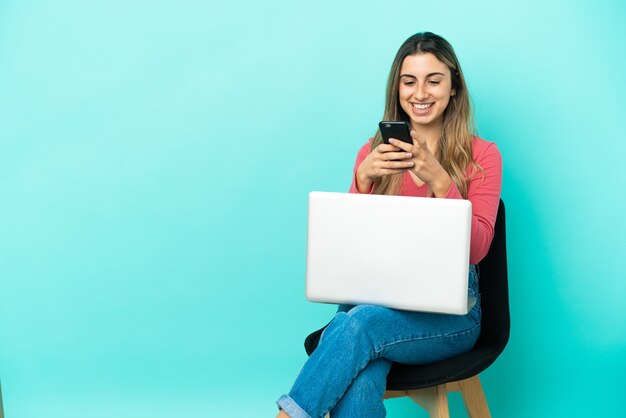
[[410, 115, 442, 128]]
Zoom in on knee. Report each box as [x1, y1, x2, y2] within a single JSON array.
[[345, 304, 392, 331], [337, 305, 391, 342]]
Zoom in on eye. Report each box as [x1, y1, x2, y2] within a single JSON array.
[[428, 80, 441, 85], [403, 81, 416, 86]]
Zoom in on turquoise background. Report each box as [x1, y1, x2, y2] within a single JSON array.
[[1, 0, 625, 416]]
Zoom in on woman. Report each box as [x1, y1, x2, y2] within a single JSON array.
[[276, 32, 502, 418]]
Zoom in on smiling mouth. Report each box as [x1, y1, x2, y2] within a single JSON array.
[[412, 103, 433, 110]]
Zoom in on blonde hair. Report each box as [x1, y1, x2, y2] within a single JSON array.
[[372, 32, 481, 198]]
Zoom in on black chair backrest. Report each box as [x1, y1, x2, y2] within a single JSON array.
[[476, 199, 510, 350]]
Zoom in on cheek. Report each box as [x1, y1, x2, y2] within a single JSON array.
[[398, 86, 410, 100], [437, 88, 454, 104]]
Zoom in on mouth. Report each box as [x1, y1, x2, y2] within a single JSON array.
[[412, 103, 433, 110], [411, 102, 434, 115]]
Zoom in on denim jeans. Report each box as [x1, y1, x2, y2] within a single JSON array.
[[277, 265, 481, 418]]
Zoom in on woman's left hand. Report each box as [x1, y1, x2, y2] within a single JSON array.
[[388, 131, 453, 197]]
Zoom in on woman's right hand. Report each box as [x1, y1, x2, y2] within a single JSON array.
[[355, 142, 414, 193]]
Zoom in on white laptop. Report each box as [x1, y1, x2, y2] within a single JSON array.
[[305, 192, 474, 315]]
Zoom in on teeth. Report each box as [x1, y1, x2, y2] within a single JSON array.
[[413, 103, 432, 110]]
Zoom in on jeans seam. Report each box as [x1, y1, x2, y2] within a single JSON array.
[[373, 321, 481, 355]]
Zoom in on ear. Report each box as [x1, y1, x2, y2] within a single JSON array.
[[451, 88, 456, 97]]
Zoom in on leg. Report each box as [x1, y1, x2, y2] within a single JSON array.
[[458, 376, 491, 418], [329, 358, 392, 418], [277, 303, 480, 418], [343, 304, 481, 366], [277, 309, 385, 418], [407, 385, 450, 418]]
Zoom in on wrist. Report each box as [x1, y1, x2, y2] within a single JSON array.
[[430, 171, 452, 197], [356, 169, 374, 194]]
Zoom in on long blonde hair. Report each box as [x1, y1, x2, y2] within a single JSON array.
[[372, 32, 480, 198]]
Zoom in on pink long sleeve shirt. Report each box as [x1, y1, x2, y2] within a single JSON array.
[[348, 136, 502, 264]]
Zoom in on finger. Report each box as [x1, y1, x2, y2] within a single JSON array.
[[383, 151, 413, 161], [388, 138, 412, 151], [378, 168, 411, 176], [377, 143, 401, 153], [410, 130, 428, 148], [378, 160, 414, 169]]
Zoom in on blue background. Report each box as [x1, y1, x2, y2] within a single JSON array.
[[1, 1, 625, 416]]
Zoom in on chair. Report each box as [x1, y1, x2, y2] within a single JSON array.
[[304, 199, 509, 417]]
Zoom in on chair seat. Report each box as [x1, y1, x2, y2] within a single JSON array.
[[384, 343, 503, 391]]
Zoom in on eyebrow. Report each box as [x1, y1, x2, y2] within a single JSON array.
[[400, 72, 446, 78]]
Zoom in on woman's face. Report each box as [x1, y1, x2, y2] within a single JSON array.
[[398, 52, 456, 131]]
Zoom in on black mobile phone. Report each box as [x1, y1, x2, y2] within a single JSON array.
[[379, 121, 413, 146]]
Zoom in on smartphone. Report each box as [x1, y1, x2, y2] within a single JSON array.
[[379, 121, 413, 146]]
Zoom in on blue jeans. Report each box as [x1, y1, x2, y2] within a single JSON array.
[[277, 265, 481, 418]]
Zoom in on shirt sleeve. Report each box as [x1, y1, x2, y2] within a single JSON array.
[[348, 141, 374, 194], [443, 141, 502, 264]]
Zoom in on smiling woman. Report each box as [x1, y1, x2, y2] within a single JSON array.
[[367, 32, 479, 199], [276, 32, 502, 418]]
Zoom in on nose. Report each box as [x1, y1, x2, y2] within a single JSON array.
[[413, 82, 429, 101]]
